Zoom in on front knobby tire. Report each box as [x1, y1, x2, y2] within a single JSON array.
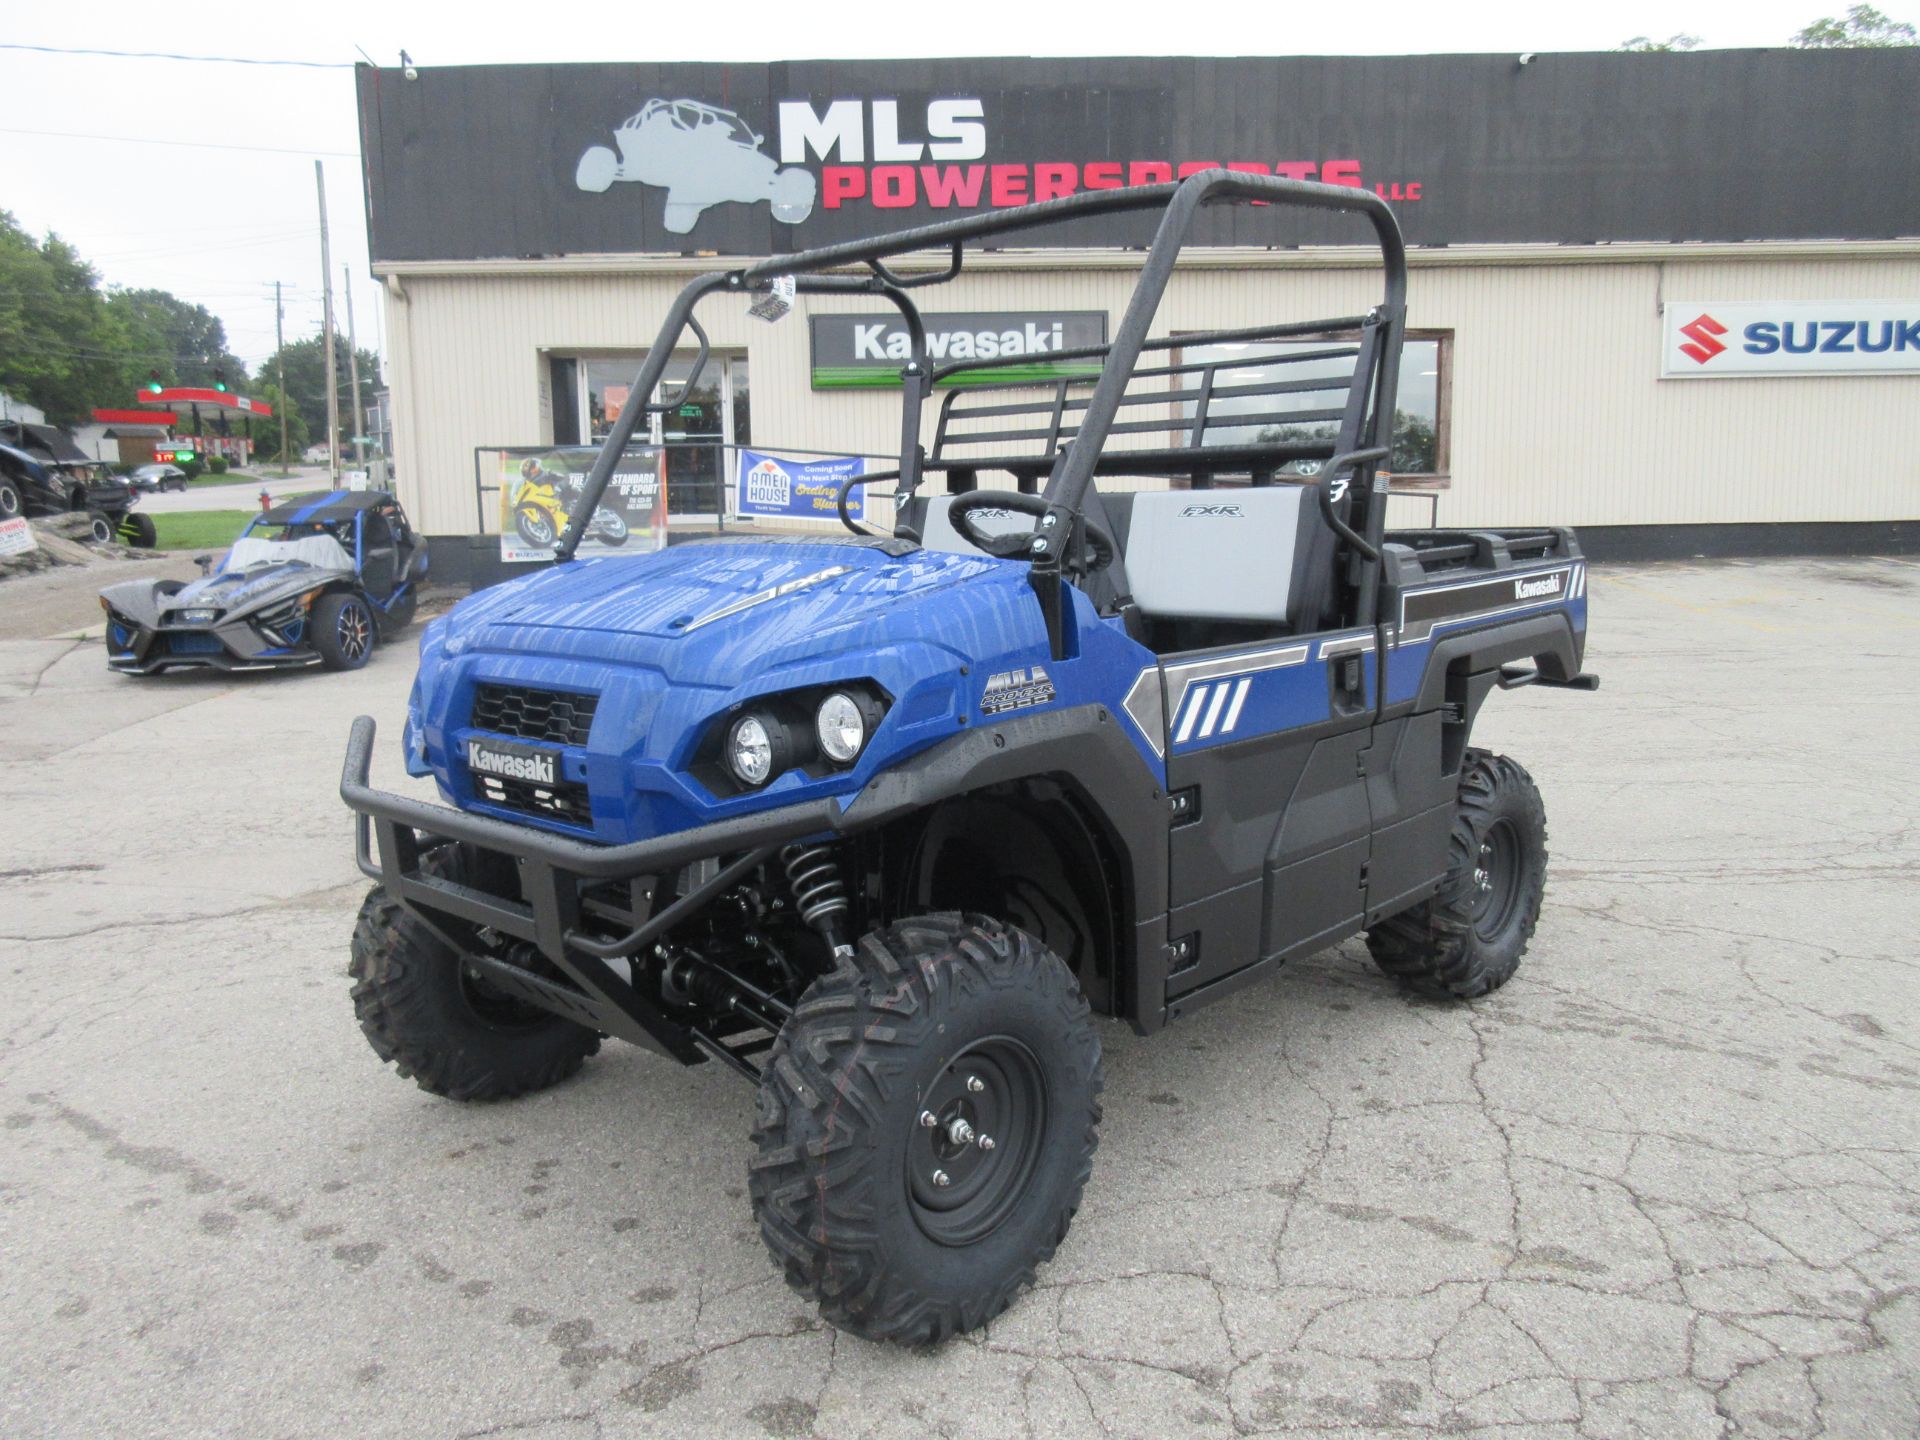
[[1367, 749, 1548, 999], [349, 848, 600, 1101], [749, 914, 1103, 1345]]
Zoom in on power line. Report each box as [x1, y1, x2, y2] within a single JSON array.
[[0, 126, 357, 158], [0, 43, 353, 68]]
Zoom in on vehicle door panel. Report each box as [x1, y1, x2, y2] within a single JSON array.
[[1162, 634, 1376, 998], [359, 511, 398, 599]]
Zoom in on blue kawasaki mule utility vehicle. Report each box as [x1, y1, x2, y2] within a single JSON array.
[[341, 172, 1596, 1344]]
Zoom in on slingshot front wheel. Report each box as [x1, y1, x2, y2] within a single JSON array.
[[314, 592, 375, 671]]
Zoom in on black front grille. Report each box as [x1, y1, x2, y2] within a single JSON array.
[[472, 773, 593, 828], [472, 683, 599, 745]]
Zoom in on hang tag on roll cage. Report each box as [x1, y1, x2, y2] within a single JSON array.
[[747, 275, 795, 323]]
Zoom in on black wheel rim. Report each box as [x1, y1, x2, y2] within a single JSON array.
[[908, 1036, 1047, 1247], [1469, 819, 1522, 940], [337, 602, 372, 662], [522, 510, 555, 544]]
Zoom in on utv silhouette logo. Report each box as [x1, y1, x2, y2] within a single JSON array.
[[575, 99, 817, 234], [1678, 314, 1729, 365]]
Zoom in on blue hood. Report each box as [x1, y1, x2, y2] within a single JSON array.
[[436, 538, 1033, 683]]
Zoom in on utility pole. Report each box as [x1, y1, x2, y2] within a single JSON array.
[[316, 160, 340, 491], [274, 280, 291, 477], [343, 265, 364, 473]]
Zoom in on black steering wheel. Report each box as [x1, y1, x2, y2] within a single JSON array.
[[947, 491, 1116, 574]]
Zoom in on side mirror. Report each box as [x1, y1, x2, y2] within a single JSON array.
[[194, 553, 214, 576]]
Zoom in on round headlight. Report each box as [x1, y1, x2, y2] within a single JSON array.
[[816, 691, 867, 764], [727, 713, 776, 787]]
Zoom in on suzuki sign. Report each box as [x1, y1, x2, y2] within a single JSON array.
[[1661, 302, 1920, 379]]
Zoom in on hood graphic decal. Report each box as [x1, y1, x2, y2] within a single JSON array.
[[682, 565, 852, 633]]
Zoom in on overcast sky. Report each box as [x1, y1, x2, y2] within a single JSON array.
[[1, 0, 1880, 382]]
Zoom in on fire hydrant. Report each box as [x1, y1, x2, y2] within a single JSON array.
[[259, 489, 272, 513]]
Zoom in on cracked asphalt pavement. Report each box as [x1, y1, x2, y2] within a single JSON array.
[[2, 557, 1916, 1438]]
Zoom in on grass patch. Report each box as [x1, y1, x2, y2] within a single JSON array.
[[151, 510, 254, 552], [188, 471, 267, 488]]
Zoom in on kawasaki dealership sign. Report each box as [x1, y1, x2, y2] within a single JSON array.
[[357, 52, 1919, 262], [810, 312, 1107, 388], [1662, 302, 1920, 378]]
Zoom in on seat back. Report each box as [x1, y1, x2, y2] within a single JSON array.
[[1123, 487, 1321, 626]]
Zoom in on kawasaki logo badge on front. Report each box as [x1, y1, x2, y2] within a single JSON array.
[[1513, 574, 1564, 601], [467, 739, 557, 786]]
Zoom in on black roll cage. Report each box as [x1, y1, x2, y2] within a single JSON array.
[[556, 169, 1407, 642]]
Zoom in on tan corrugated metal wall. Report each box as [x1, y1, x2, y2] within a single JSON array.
[[380, 249, 1920, 537]]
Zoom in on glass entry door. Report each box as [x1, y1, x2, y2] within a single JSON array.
[[575, 353, 748, 520], [654, 356, 728, 517]]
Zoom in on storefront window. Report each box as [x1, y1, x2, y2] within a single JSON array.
[[1177, 332, 1449, 478]]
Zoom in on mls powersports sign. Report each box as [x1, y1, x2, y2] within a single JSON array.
[[810, 312, 1108, 388], [1661, 302, 1920, 379], [355, 51, 1920, 261]]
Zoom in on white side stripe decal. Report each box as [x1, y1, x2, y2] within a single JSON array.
[[1176, 675, 1256, 745], [1174, 687, 1204, 744], [1220, 676, 1251, 732], [1198, 683, 1231, 738]]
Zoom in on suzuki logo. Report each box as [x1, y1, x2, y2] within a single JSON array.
[[1678, 313, 1728, 365]]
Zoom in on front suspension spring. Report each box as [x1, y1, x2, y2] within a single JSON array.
[[781, 842, 849, 936]]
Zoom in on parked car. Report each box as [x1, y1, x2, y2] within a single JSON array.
[[99, 489, 425, 674], [128, 463, 190, 494]]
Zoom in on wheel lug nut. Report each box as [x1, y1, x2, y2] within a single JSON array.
[[932, 1169, 950, 1187], [966, 1075, 984, 1093], [978, 1135, 995, 1151], [919, 1110, 937, 1128]]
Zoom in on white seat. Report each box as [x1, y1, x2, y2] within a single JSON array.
[[914, 492, 1036, 556], [1123, 488, 1311, 624]]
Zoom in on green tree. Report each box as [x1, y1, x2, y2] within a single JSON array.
[[105, 289, 248, 391], [1793, 4, 1917, 44], [238, 379, 309, 464], [254, 334, 383, 449], [0, 211, 139, 424], [1618, 34, 1702, 51]]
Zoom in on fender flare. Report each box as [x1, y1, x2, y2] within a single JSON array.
[[1411, 610, 1584, 714]]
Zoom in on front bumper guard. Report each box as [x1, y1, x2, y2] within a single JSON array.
[[341, 714, 845, 1071]]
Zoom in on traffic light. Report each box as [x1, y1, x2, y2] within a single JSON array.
[[147, 370, 163, 394], [213, 369, 229, 393]]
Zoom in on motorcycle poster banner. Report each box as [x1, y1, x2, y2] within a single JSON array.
[[489, 446, 667, 562], [734, 449, 866, 522]]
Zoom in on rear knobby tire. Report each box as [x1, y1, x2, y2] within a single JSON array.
[[1367, 749, 1547, 999], [749, 914, 1103, 1345], [348, 848, 600, 1101]]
